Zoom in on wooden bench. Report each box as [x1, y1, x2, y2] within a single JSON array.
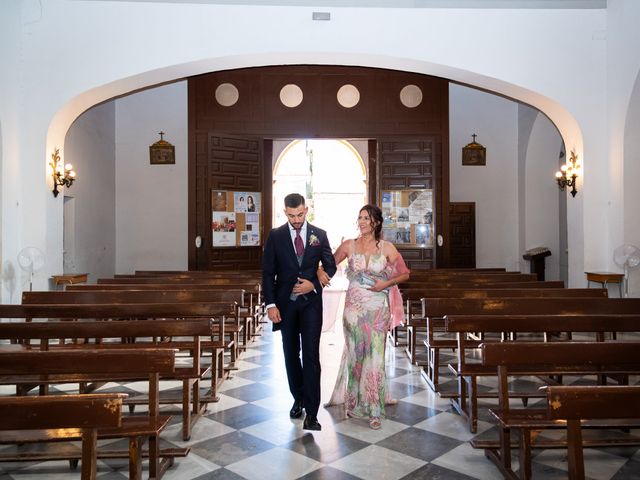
[[406, 272, 538, 282], [0, 392, 125, 480], [386, 280, 567, 348], [546, 385, 640, 480], [128, 269, 262, 279], [22, 289, 255, 355], [419, 297, 640, 392], [68, 283, 265, 325], [445, 312, 640, 433], [394, 287, 607, 352], [0, 348, 178, 479], [479, 342, 640, 480], [0, 304, 231, 441], [97, 277, 260, 287]]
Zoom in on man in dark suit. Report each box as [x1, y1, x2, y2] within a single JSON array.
[[262, 193, 337, 431]]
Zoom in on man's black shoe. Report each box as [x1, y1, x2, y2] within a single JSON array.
[[289, 399, 304, 419], [303, 415, 321, 431]]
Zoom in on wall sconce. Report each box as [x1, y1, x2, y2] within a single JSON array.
[[49, 148, 76, 197], [555, 150, 580, 197]]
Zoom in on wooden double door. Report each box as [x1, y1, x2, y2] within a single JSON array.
[[188, 66, 473, 270]]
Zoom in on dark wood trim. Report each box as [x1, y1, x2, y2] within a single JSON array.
[[368, 139, 377, 204], [437, 86, 450, 268], [188, 81, 198, 270], [263, 139, 273, 237]]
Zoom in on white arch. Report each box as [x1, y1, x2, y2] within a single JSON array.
[[47, 54, 583, 160]]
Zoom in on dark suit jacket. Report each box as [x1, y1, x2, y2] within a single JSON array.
[[262, 222, 337, 330]]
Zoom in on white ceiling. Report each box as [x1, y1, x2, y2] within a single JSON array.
[[80, 0, 607, 9]]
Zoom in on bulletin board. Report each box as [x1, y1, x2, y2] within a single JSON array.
[[381, 189, 433, 248], [211, 190, 261, 247]]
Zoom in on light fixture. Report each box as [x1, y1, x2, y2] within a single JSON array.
[[49, 148, 76, 197], [555, 150, 580, 197]]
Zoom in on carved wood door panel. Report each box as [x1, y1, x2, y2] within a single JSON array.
[[377, 137, 443, 270], [448, 202, 476, 268], [190, 133, 263, 270]]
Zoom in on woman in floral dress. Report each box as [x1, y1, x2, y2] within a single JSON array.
[[321, 204, 410, 429]]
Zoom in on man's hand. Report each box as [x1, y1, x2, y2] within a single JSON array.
[[292, 277, 315, 295], [267, 306, 282, 323], [317, 268, 332, 287]]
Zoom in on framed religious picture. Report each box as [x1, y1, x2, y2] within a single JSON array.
[[149, 132, 175, 165], [462, 134, 486, 166]]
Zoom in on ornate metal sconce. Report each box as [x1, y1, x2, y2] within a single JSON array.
[[49, 148, 76, 197], [555, 150, 580, 197]]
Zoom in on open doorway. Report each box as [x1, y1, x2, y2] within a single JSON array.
[[272, 139, 367, 248]]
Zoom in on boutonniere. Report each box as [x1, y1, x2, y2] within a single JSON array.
[[309, 233, 320, 247]]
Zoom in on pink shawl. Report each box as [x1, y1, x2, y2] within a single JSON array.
[[388, 254, 410, 329]]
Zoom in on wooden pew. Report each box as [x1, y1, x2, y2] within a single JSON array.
[[132, 269, 262, 277], [97, 277, 259, 286], [134, 268, 262, 277], [445, 313, 640, 433], [0, 393, 125, 480], [546, 385, 640, 480], [80, 280, 264, 317], [399, 280, 564, 290], [418, 297, 640, 391], [480, 342, 640, 479], [406, 271, 535, 280], [395, 287, 607, 351], [22, 289, 256, 354], [0, 304, 232, 441], [389, 281, 567, 348], [0, 348, 177, 479]]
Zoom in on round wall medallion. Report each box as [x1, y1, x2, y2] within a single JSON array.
[[214, 83, 239, 107], [337, 84, 360, 108], [279, 84, 303, 108], [399, 84, 423, 108]]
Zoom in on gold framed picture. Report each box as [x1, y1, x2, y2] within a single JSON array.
[[462, 134, 486, 166], [149, 133, 175, 165]]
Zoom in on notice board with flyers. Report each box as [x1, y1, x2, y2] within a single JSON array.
[[211, 190, 262, 247]]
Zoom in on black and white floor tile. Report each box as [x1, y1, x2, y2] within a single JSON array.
[[1, 327, 639, 479]]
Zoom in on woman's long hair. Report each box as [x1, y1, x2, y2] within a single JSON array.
[[360, 204, 383, 247]]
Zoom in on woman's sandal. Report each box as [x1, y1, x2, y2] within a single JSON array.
[[369, 417, 381, 430]]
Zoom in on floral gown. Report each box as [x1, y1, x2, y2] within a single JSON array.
[[327, 241, 395, 419]]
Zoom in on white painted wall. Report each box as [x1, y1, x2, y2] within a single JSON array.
[[524, 113, 563, 280], [63, 101, 116, 283], [115, 81, 188, 273], [3, 1, 640, 291], [449, 84, 519, 270], [0, 1, 25, 301], [606, 0, 640, 279], [623, 72, 640, 297]]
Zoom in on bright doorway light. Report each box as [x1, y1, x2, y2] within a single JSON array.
[[273, 139, 367, 249]]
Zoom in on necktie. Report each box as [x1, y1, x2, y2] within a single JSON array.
[[294, 229, 304, 256]]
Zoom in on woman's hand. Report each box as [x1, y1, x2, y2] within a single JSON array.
[[369, 279, 388, 292], [317, 268, 331, 287]]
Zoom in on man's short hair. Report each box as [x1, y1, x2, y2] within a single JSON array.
[[284, 193, 305, 208]]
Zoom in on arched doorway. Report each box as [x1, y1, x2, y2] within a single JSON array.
[[273, 139, 367, 248]]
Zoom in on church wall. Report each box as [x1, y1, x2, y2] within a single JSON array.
[[449, 84, 519, 270], [623, 72, 640, 297], [64, 101, 116, 283], [609, 0, 640, 297], [4, 1, 640, 290], [0, 1, 27, 301], [115, 81, 188, 273], [524, 114, 563, 281]]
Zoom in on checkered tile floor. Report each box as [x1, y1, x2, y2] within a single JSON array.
[[1, 327, 640, 479]]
